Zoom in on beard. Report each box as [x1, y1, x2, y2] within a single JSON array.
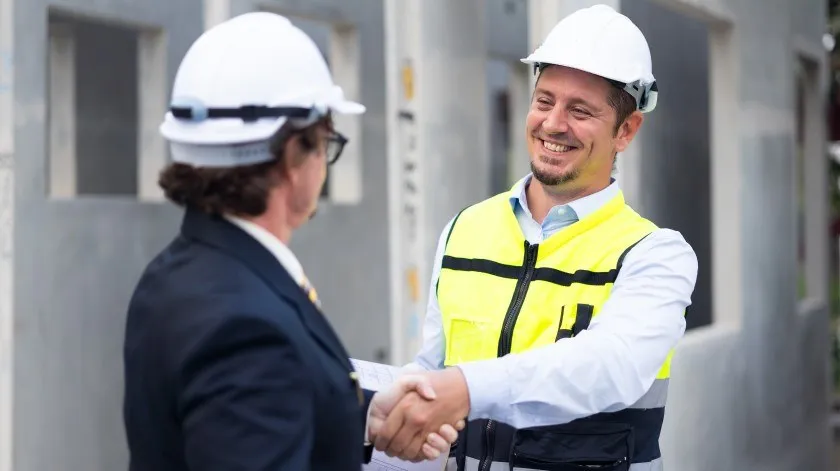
[[530, 159, 580, 186]]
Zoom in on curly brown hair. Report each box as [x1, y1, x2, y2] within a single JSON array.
[[159, 117, 330, 217]]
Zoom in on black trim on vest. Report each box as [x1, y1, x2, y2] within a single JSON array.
[[441, 256, 522, 279], [571, 303, 595, 336], [533, 267, 619, 285], [462, 407, 665, 465], [441, 256, 620, 287], [436, 207, 468, 298], [616, 233, 650, 272], [555, 306, 568, 341]]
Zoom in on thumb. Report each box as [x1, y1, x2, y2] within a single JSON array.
[[396, 374, 437, 400]]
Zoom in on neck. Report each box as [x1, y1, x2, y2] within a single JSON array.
[[239, 189, 295, 244], [247, 213, 293, 244], [526, 177, 610, 224]]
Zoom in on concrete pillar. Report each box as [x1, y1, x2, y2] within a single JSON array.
[[796, 53, 830, 304], [11, 0, 201, 469], [0, 0, 11, 469], [507, 63, 531, 184], [48, 23, 76, 198], [137, 29, 168, 202], [708, 24, 742, 325], [385, 0, 488, 364]]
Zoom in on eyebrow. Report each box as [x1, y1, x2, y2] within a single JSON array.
[[567, 97, 599, 110], [533, 87, 554, 99], [535, 88, 600, 110]]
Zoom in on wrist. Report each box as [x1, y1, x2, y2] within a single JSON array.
[[447, 367, 471, 417], [364, 399, 375, 445]]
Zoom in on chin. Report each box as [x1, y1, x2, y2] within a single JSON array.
[[531, 161, 579, 186]]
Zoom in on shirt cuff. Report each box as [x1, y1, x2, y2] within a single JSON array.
[[456, 358, 512, 422], [364, 400, 374, 445]]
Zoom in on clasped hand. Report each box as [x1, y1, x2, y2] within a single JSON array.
[[368, 368, 471, 462]]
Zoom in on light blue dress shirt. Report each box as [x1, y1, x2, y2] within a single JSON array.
[[406, 174, 698, 429]]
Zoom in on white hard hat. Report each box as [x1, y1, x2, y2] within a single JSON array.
[[522, 4, 658, 113], [159, 12, 365, 167]]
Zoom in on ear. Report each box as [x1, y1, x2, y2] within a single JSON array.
[[614, 111, 644, 153], [278, 134, 307, 182]]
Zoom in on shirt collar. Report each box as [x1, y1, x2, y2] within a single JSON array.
[[223, 215, 305, 284], [508, 173, 620, 220]]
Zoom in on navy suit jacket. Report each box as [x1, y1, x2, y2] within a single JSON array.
[[123, 208, 374, 471]]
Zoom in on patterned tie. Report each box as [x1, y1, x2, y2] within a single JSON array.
[[299, 274, 321, 308]]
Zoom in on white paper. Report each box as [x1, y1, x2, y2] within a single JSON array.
[[350, 358, 401, 392], [350, 358, 449, 471]]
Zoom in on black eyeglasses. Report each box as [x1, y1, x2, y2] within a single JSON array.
[[326, 131, 348, 165]]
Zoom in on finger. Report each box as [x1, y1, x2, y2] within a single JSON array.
[[398, 435, 428, 463], [397, 375, 436, 400], [386, 423, 424, 458], [385, 401, 427, 458], [426, 432, 450, 452], [437, 424, 459, 444], [373, 400, 408, 452], [421, 443, 441, 461], [455, 419, 466, 431]]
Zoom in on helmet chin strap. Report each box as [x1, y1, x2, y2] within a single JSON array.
[[624, 80, 658, 113]]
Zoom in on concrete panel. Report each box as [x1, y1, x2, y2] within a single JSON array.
[[660, 325, 746, 471], [12, 0, 202, 470], [486, 0, 528, 61], [0, 0, 12, 468], [653, 0, 832, 468], [791, 0, 825, 44], [73, 17, 139, 195], [662, 304, 831, 471], [622, 0, 713, 329]]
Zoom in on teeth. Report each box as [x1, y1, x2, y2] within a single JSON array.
[[543, 140, 572, 153]]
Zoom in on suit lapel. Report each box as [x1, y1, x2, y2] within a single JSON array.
[[180, 208, 353, 371]]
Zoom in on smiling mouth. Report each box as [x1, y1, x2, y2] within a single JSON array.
[[541, 139, 577, 153]]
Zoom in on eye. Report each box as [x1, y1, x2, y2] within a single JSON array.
[[571, 107, 591, 117], [535, 98, 553, 110]]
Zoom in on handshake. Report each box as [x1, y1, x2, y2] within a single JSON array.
[[367, 366, 472, 463]]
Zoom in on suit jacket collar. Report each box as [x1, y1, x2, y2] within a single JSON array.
[[180, 207, 352, 370]]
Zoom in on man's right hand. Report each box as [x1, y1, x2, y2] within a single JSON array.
[[373, 368, 471, 462], [368, 374, 462, 461]]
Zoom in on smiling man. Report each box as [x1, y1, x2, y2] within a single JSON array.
[[371, 5, 698, 471]]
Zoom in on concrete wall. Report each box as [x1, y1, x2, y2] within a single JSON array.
[[486, 0, 529, 195], [635, 0, 833, 469], [12, 1, 200, 470], [1, 0, 833, 470], [622, 0, 713, 330]]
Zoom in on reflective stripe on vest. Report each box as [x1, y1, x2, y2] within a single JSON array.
[[437, 189, 675, 470], [446, 456, 664, 471]]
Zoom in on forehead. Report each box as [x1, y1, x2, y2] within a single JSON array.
[[534, 65, 612, 103]]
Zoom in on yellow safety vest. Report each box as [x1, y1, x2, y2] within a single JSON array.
[[437, 188, 672, 471]]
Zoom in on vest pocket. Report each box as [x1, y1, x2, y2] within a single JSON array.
[[445, 316, 498, 365], [509, 422, 633, 471]]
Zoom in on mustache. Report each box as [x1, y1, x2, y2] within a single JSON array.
[[536, 132, 581, 148]]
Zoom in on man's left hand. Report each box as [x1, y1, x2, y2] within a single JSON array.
[[373, 367, 471, 461]]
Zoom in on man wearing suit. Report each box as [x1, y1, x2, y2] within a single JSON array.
[[122, 12, 459, 471]]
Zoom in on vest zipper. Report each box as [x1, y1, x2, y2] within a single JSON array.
[[477, 241, 539, 471]]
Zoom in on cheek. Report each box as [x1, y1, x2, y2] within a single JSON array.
[[571, 122, 604, 147], [525, 112, 542, 134]]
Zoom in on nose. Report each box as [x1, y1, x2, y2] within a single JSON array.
[[542, 107, 570, 134]]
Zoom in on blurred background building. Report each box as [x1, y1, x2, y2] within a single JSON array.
[[0, 0, 837, 469]]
